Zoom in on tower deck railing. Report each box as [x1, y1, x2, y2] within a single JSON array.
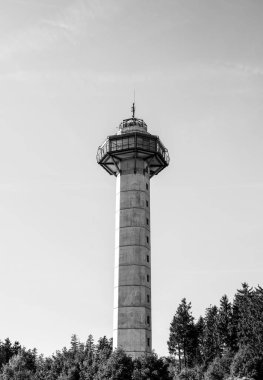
[[96, 132, 170, 165]]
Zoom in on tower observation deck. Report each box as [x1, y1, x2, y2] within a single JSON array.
[[97, 108, 169, 357]]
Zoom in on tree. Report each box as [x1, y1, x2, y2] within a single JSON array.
[[0, 349, 37, 380], [96, 336, 112, 361], [94, 348, 133, 380], [33, 355, 53, 380], [168, 298, 197, 370], [252, 285, 263, 354], [177, 367, 202, 380], [230, 345, 263, 380], [202, 306, 220, 366], [194, 317, 205, 365], [217, 295, 234, 351], [204, 350, 233, 380], [92, 336, 113, 377], [231, 282, 263, 356], [232, 283, 254, 349], [132, 353, 171, 380], [0, 339, 21, 369], [81, 335, 96, 380]]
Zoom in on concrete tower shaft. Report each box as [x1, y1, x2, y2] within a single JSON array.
[[114, 159, 151, 357], [97, 114, 169, 357]]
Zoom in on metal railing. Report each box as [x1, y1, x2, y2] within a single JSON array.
[[97, 133, 170, 165]]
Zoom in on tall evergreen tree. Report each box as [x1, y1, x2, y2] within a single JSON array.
[[168, 298, 197, 370], [233, 283, 254, 349], [217, 295, 234, 351], [82, 335, 96, 380], [203, 305, 220, 365], [195, 316, 205, 365], [253, 285, 263, 354]]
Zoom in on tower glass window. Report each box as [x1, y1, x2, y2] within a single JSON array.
[[147, 274, 150, 282], [147, 316, 150, 324]]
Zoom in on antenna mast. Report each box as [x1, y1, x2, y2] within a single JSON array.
[[131, 89, 135, 118]]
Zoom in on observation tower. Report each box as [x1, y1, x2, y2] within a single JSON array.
[[96, 104, 169, 357]]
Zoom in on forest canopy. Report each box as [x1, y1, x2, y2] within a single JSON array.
[[0, 283, 262, 380]]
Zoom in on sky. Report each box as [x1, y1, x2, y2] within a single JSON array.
[[0, 0, 262, 357]]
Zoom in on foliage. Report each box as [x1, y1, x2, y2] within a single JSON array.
[[177, 366, 203, 380], [0, 348, 37, 380], [233, 284, 263, 355], [168, 283, 263, 379], [0, 339, 21, 369], [202, 305, 220, 365], [204, 350, 233, 380], [94, 348, 133, 380], [217, 295, 234, 351], [132, 353, 171, 380], [0, 283, 262, 380], [168, 298, 198, 370], [230, 346, 263, 380]]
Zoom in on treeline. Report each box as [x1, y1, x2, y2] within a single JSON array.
[[0, 336, 172, 379], [0, 283, 262, 379], [168, 283, 263, 379]]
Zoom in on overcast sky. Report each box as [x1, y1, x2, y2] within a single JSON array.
[[0, 0, 262, 357]]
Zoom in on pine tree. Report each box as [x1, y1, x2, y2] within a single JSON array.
[[233, 283, 254, 348], [195, 316, 205, 365], [81, 335, 96, 380], [253, 285, 263, 354], [217, 295, 234, 351], [203, 305, 220, 365], [168, 298, 197, 370]]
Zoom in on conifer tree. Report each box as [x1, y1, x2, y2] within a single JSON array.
[[203, 305, 220, 365], [217, 295, 233, 351], [168, 298, 197, 370], [195, 316, 205, 365], [233, 283, 254, 349]]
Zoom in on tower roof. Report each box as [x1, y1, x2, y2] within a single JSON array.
[[118, 117, 148, 135]]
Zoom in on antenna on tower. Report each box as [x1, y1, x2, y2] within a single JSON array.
[[131, 89, 135, 118]]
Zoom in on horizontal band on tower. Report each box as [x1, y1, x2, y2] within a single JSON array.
[[114, 305, 151, 310], [113, 327, 151, 331], [114, 264, 151, 269], [117, 189, 149, 193], [117, 227, 150, 232], [119, 169, 146, 175], [119, 350, 152, 354], [115, 206, 150, 211], [116, 244, 151, 249], [114, 284, 151, 289]]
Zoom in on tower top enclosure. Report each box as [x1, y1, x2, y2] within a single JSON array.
[[96, 111, 170, 178]]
